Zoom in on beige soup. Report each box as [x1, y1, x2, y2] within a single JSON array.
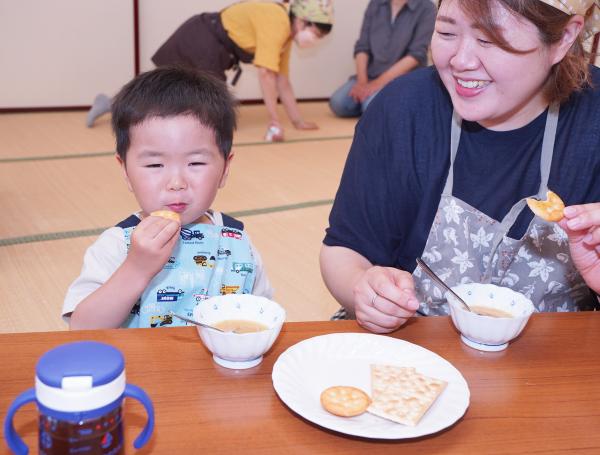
[[214, 319, 269, 333]]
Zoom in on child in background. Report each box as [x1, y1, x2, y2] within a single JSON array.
[[64, 66, 273, 329]]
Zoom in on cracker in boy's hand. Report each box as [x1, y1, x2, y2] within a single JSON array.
[[150, 210, 181, 223], [320, 385, 371, 417], [367, 365, 447, 426], [526, 190, 565, 222]]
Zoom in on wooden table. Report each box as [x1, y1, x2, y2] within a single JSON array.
[[1, 314, 600, 454]]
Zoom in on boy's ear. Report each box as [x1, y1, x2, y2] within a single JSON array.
[[115, 154, 134, 193], [218, 152, 234, 189]]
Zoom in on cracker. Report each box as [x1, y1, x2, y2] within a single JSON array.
[[150, 210, 181, 223], [526, 190, 564, 222], [320, 386, 371, 417], [367, 364, 447, 426]]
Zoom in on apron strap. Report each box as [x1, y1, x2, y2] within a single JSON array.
[[444, 105, 560, 282], [484, 104, 560, 280], [443, 104, 559, 205], [537, 103, 559, 196], [442, 110, 462, 195], [495, 103, 560, 234]]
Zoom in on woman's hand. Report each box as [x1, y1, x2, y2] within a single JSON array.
[[352, 266, 420, 334], [559, 203, 600, 294], [127, 215, 180, 279], [349, 80, 369, 102], [292, 119, 319, 130]]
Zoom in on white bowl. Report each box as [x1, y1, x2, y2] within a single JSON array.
[[446, 283, 535, 352], [193, 294, 286, 369]]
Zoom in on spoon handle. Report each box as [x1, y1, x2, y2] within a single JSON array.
[[169, 312, 225, 332], [415, 258, 472, 312]]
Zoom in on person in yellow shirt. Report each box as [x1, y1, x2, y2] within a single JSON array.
[[86, 0, 333, 142]]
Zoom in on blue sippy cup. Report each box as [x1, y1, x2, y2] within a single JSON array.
[[4, 341, 154, 455]]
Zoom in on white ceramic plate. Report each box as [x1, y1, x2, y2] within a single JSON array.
[[272, 333, 470, 439]]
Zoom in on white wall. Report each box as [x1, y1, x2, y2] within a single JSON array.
[[139, 0, 369, 100], [0, 0, 369, 108], [0, 0, 133, 108]]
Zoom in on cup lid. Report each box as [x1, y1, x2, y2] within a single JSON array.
[[36, 341, 124, 388]]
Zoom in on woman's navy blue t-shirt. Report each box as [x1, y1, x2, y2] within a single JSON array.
[[324, 65, 600, 273]]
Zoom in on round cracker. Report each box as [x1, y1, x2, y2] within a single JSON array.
[[320, 386, 371, 417], [526, 190, 564, 222]]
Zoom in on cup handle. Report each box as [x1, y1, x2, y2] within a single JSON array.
[[124, 384, 155, 449], [3, 388, 36, 455]]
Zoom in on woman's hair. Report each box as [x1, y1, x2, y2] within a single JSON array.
[[289, 11, 333, 35], [111, 66, 237, 161], [440, 0, 591, 104]]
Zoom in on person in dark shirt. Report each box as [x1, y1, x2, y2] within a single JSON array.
[[321, 0, 600, 333], [328, 0, 436, 117]]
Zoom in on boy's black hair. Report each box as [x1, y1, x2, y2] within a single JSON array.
[[289, 11, 333, 35], [111, 66, 237, 161]]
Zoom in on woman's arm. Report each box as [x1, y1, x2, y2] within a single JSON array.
[[366, 55, 419, 94], [349, 52, 371, 101], [257, 67, 282, 127], [320, 244, 419, 333], [276, 73, 318, 129]]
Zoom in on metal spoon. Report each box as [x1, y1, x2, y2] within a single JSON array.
[[415, 258, 473, 313], [169, 312, 231, 332]]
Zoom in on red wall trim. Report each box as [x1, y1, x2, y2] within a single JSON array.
[[0, 99, 329, 114]]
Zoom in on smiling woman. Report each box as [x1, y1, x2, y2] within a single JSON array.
[[433, 0, 591, 130], [320, 0, 600, 334]]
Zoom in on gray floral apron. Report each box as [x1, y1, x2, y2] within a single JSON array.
[[414, 105, 594, 315]]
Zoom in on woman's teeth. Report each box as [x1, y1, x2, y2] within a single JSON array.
[[457, 79, 488, 89]]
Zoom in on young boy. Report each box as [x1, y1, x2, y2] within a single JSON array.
[[64, 66, 273, 329]]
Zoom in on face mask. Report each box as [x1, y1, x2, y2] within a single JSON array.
[[294, 29, 319, 48]]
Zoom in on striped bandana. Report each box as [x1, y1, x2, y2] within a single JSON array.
[[290, 0, 334, 24]]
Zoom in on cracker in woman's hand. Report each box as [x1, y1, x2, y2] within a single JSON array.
[[526, 190, 565, 222]]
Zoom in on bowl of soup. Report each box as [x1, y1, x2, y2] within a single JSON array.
[[446, 283, 535, 352], [193, 294, 286, 369]]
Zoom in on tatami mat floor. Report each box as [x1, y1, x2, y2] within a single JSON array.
[[0, 102, 357, 333]]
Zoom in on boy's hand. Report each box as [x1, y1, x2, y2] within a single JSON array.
[[559, 203, 600, 294], [126, 216, 181, 279], [352, 266, 419, 334]]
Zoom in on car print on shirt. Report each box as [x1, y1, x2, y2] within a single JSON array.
[[217, 248, 232, 257], [194, 289, 209, 302], [193, 253, 215, 268], [221, 227, 242, 240], [157, 288, 184, 302], [231, 262, 253, 274], [180, 228, 205, 241], [164, 256, 180, 270], [149, 314, 173, 327], [220, 285, 240, 295]]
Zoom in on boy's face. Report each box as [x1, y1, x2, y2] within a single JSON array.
[[117, 115, 232, 225]]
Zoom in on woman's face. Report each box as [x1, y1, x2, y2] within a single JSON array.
[[431, 0, 562, 130]]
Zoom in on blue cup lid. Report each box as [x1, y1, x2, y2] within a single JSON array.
[[36, 341, 124, 388]]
